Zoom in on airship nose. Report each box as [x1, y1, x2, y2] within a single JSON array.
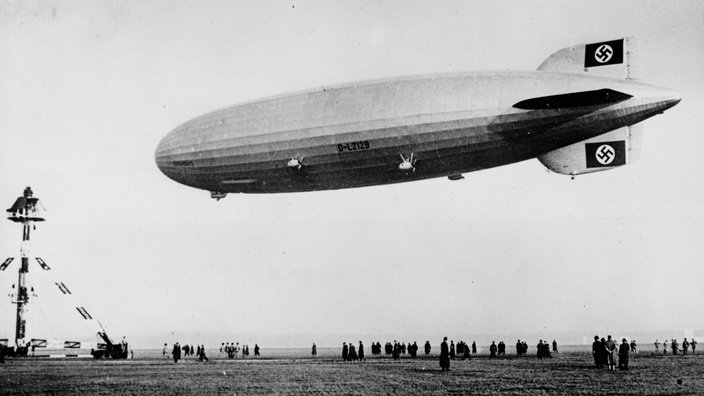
[[657, 88, 682, 113], [632, 85, 682, 113], [664, 89, 682, 108]]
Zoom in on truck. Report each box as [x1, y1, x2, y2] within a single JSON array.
[[91, 331, 128, 359]]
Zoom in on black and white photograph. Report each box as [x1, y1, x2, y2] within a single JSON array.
[[1, 0, 702, 394]]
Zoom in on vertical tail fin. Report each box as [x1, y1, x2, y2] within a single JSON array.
[[538, 123, 645, 177], [538, 37, 638, 80]]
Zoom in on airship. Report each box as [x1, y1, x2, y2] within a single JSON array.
[[155, 37, 680, 198]]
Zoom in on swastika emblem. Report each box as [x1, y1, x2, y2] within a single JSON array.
[[596, 144, 616, 165], [595, 44, 613, 63]]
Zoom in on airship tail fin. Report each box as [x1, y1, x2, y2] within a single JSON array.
[[538, 37, 638, 80], [538, 123, 645, 177]]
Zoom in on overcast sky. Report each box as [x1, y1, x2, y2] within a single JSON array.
[[1, 0, 702, 348]]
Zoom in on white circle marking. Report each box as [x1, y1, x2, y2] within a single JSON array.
[[596, 144, 616, 165], [595, 44, 613, 63]]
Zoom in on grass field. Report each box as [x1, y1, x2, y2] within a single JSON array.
[[1, 351, 702, 395]]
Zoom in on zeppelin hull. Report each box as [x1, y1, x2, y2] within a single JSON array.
[[155, 71, 679, 193]]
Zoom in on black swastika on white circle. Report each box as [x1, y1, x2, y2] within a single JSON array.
[[596, 144, 616, 165], [595, 45, 613, 63]]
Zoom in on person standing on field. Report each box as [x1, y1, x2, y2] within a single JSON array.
[[199, 345, 208, 362], [462, 343, 471, 360], [348, 343, 358, 361], [172, 342, 181, 363], [618, 339, 629, 370], [592, 336, 600, 367], [440, 337, 450, 371], [682, 339, 689, 355], [392, 341, 400, 360], [605, 336, 616, 370]]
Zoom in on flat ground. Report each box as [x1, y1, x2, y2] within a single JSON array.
[[1, 352, 703, 395]]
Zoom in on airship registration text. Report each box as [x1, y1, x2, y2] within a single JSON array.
[[337, 141, 371, 152]]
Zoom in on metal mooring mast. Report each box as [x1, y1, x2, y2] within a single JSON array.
[[2, 187, 45, 347]]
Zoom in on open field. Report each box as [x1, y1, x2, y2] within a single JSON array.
[[1, 351, 703, 395]]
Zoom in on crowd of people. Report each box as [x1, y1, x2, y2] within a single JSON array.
[[437, 338, 478, 369], [488, 341, 508, 357], [337, 337, 559, 366], [453, 341, 473, 359], [218, 342, 259, 359], [164, 342, 209, 363], [379, 340, 477, 360], [341, 341, 365, 361], [654, 338, 697, 355], [161, 342, 260, 363], [592, 335, 630, 370], [380, 341, 417, 359], [331, 336, 562, 371], [535, 340, 553, 358], [3, 334, 700, 369], [351, 335, 700, 374], [154, 336, 698, 368]]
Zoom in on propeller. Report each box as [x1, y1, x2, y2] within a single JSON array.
[[288, 153, 304, 170], [399, 153, 417, 172]]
